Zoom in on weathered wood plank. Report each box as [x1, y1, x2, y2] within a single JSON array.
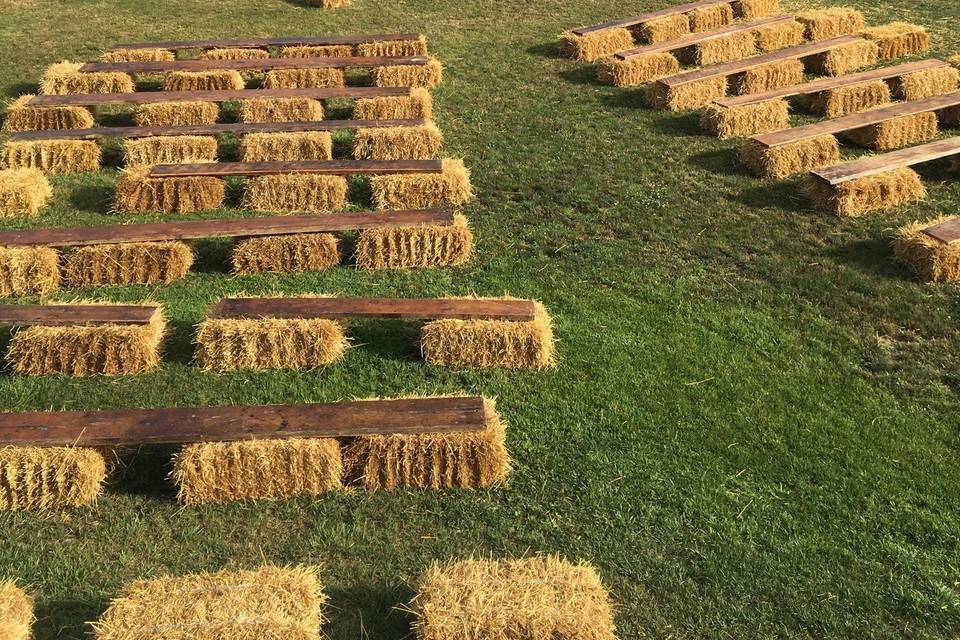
[[0, 304, 159, 327], [148, 159, 441, 178], [28, 87, 409, 107], [922, 219, 960, 244], [572, 0, 728, 35], [811, 136, 960, 184], [616, 15, 792, 59], [81, 55, 428, 73], [110, 33, 422, 51], [209, 297, 537, 321]]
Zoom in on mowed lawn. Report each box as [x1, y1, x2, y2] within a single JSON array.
[[1, 0, 959, 638]]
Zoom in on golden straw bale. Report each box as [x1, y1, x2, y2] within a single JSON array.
[[352, 88, 433, 120], [752, 19, 805, 52], [371, 58, 443, 88], [354, 213, 473, 269], [1, 139, 101, 174], [688, 2, 734, 33], [647, 76, 728, 111], [243, 174, 348, 213], [343, 397, 509, 490], [3, 95, 94, 132], [133, 100, 220, 126], [893, 216, 960, 282], [796, 7, 865, 41], [420, 298, 555, 369], [114, 166, 225, 214], [201, 47, 269, 60], [596, 52, 679, 87], [732, 0, 779, 20], [194, 316, 348, 372], [637, 14, 690, 44], [805, 167, 926, 216], [411, 556, 616, 640], [356, 36, 429, 57], [0, 168, 53, 217], [371, 158, 473, 210], [306, 0, 351, 6], [172, 439, 343, 504], [691, 31, 757, 65], [806, 40, 878, 76], [0, 447, 106, 510], [64, 241, 194, 287], [122, 135, 219, 166], [801, 80, 891, 117], [280, 44, 354, 58], [842, 111, 938, 151], [352, 122, 443, 160], [6, 304, 166, 376], [740, 134, 840, 178], [950, 55, 960, 69], [891, 67, 960, 101], [861, 23, 929, 60], [732, 58, 804, 94], [40, 61, 134, 95], [239, 97, 324, 122], [0, 580, 33, 640], [91, 566, 325, 640], [163, 70, 245, 91], [0, 245, 60, 296], [263, 68, 345, 89], [239, 132, 333, 162], [232, 233, 340, 274], [100, 48, 174, 62], [700, 99, 790, 138], [557, 29, 634, 61]]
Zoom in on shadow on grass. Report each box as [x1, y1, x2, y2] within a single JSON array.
[[191, 238, 234, 275], [3, 82, 36, 98], [347, 319, 421, 363], [69, 183, 113, 213], [558, 65, 603, 86], [107, 445, 178, 499], [599, 87, 649, 110], [648, 111, 705, 137], [164, 320, 198, 366], [34, 599, 101, 640], [324, 584, 413, 640], [525, 42, 565, 60], [686, 148, 749, 177], [829, 236, 914, 282]]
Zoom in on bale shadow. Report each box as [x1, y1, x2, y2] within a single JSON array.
[[599, 87, 649, 110], [734, 178, 809, 212], [33, 598, 102, 640], [686, 148, 750, 177], [106, 445, 178, 499], [164, 319, 198, 366], [324, 584, 413, 640], [190, 238, 233, 274], [346, 319, 421, 362], [829, 236, 914, 282], [525, 42, 565, 60], [68, 183, 114, 213], [647, 111, 705, 136], [3, 82, 37, 98], [558, 65, 603, 86]]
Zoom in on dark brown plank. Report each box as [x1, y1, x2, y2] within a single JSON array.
[[110, 33, 421, 51], [209, 297, 537, 321], [0, 209, 454, 247], [8, 119, 425, 142], [28, 87, 409, 107], [0, 396, 486, 447], [811, 136, 960, 184], [149, 159, 441, 178], [616, 15, 792, 59], [81, 55, 428, 73], [922, 219, 960, 244], [0, 304, 159, 327], [572, 0, 727, 35]]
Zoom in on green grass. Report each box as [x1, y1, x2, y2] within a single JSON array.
[[1, 0, 960, 638]]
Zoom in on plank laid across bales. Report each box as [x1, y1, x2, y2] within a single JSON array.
[[0, 303, 159, 326], [80, 55, 430, 73], [109, 33, 422, 51], [207, 296, 538, 321], [893, 216, 960, 282], [922, 218, 960, 245], [148, 158, 442, 178], [812, 136, 960, 185], [26, 86, 411, 107]]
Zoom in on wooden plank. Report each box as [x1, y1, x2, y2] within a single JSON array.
[[0, 209, 454, 247], [572, 0, 725, 35], [110, 33, 422, 51], [0, 396, 486, 447], [616, 15, 792, 59], [658, 36, 863, 87], [8, 119, 425, 142], [0, 304, 159, 327], [751, 90, 960, 148], [714, 59, 950, 107], [922, 218, 960, 244], [148, 159, 441, 178], [81, 55, 428, 74], [811, 136, 960, 185], [208, 297, 537, 321], [28, 87, 409, 107]]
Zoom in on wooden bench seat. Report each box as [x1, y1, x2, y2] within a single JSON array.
[[208, 297, 537, 322], [109, 33, 422, 51], [27, 86, 410, 107], [0, 303, 159, 326], [812, 136, 960, 185], [81, 56, 428, 74], [572, 0, 740, 36], [613, 14, 792, 59], [922, 218, 960, 244], [148, 158, 441, 178]]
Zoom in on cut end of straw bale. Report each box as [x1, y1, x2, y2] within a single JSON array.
[[893, 215, 960, 282], [239, 97, 324, 123], [861, 23, 929, 60], [201, 47, 269, 60], [950, 55, 960, 70], [1, 139, 101, 174], [637, 14, 690, 44], [172, 439, 343, 504], [691, 31, 756, 65], [740, 135, 840, 179], [100, 48, 174, 62], [688, 2, 734, 33], [0, 580, 33, 640], [352, 122, 443, 160], [133, 100, 220, 126], [0, 447, 106, 510], [802, 80, 891, 117], [239, 131, 333, 162], [891, 67, 960, 102], [114, 166, 226, 214], [371, 158, 473, 210], [122, 135, 218, 166], [700, 99, 790, 139], [842, 111, 938, 151], [356, 36, 428, 57], [732, 0, 779, 20], [371, 58, 443, 88], [354, 213, 472, 269], [805, 167, 926, 216], [232, 233, 340, 275], [732, 58, 804, 94], [64, 241, 193, 287], [40, 61, 134, 95], [596, 52, 679, 87], [411, 556, 616, 640], [0, 245, 60, 296], [163, 70, 245, 91], [557, 29, 634, 61], [0, 168, 52, 217], [280, 44, 354, 58], [263, 68, 345, 89], [243, 174, 347, 213], [352, 88, 433, 120], [796, 7, 865, 41], [647, 76, 728, 111], [806, 40, 879, 76], [3, 95, 94, 132], [752, 19, 805, 52]]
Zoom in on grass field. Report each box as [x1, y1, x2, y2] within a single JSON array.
[[1, 0, 959, 638]]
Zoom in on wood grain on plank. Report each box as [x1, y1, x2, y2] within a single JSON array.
[[110, 33, 422, 51], [28, 86, 409, 107], [811, 136, 960, 184], [0, 304, 159, 327], [81, 55, 429, 73], [148, 159, 442, 177], [573, 0, 729, 35], [208, 297, 537, 321]]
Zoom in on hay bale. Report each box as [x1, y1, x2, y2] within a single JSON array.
[[692, 31, 757, 65], [91, 566, 325, 640], [700, 99, 790, 138], [890, 67, 960, 101], [420, 298, 555, 369], [100, 48, 174, 62], [796, 7, 865, 41], [0, 168, 53, 217], [352, 88, 433, 119], [354, 213, 473, 269], [3, 94, 94, 132], [688, 2, 734, 33], [163, 70, 245, 91], [0, 447, 106, 510], [752, 19, 806, 52], [239, 97, 325, 122], [842, 111, 938, 151], [1, 139, 101, 174], [371, 158, 473, 210], [0, 245, 60, 296], [279, 44, 354, 58], [557, 28, 634, 61], [740, 134, 840, 178], [64, 241, 194, 287], [352, 122, 443, 160], [201, 47, 269, 60], [646, 76, 728, 111], [194, 316, 348, 372], [411, 556, 616, 640], [731, 58, 804, 94], [805, 167, 926, 216], [732, 0, 779, 20], [806, 40, 878, 76], [371, 58, 443, 88], [122, 135, 219, 166], [636, 14, 689, 44], [306, 0, 351, 6], [893, 215, 960, 282], [950, 55, 960, 69], [263, 68, 345, 89], [801, 80, 891, 117], [239, 131, 333, 162], [243, 174, 348, 213], [596, 52, 679, 87], [133, 100, 220, 126], [356, 36, 429, 57], [0, 580, 33, 640], [40, 61, 134, 95], [862, 23, 929, 60], [343, 397, 509, 490], [114, 166, 226, 214], [172, 439, 343, 504], [232, 233, 340, 274]]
